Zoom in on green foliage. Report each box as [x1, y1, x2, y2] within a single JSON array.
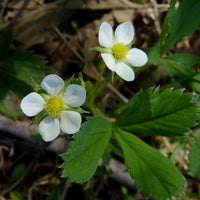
[[158, 13, 170, 42], [61, 116, 112, 183], [114, 128, 185, 200], [0, 92, 22, 119], [115, 88, 199, 138], [102, 147, 111, 166], [6, 51, 47, 86], [0, 69, 32, 117], [47, 179, 67, 200], [161, 53, 200, 93], [147, 42, 162, 65], [0, 70, 32, 98], [0, 29, 14, 58], [9, 191, 24, 200], [11, 163, 26, 183], [189, 138, 200, 177], [71, 20, 78, 29], [162, 0, 200, 53]]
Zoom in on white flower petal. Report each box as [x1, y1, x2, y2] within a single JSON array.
[[39, 116, 60, 142], [98, 22, 113, 47], [101, 53, 117, 71], [126, 48, 148, 67], [41, 74, 64, 95], [63, 84, 86, 107], [115, 22, 135, 45], [116, 61, 135, 81], [60, 111, 81, 134], [20, 92, 45, 117]]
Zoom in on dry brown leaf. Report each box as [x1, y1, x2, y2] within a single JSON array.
[[113, 9, 135, 23]]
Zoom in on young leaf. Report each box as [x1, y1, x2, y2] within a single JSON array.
[[115, 88, 199, 138], [189, 138, 200, 177], [61, 116, 112, 183], [161, 53, 200, 93], [114, 128, 185, 200], [162, 0, 200, 53]]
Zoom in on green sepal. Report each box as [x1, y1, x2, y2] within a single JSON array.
[[58, 74, 88, 97], [31, 109, 48, 125], [65, 106, 89, 114], [90, 46, 111, 54], [71, 72, 90, 88]]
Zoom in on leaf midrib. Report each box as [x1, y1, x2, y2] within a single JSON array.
[[123, 136, 180, 198], [121, 104, 196, 128]]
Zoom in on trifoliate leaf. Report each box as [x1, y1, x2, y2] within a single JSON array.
[[114, 128, 185, 200], [61, 116, 112, 183], [116, 88, 199, 138], [161, 53, 200, 93], [189, 138, 200, 177]]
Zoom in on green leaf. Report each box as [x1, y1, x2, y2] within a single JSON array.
[[0, 69, 32, 98], [0, 29, 14, 58], [9, 191, 24, 200], [161, 53, 200, 93], [158, 13, 170, 42], [162, 0, 200, 53], [108, 138, 123, 158], [114, 128, 185, 200], [102, 147, 111, 166], [115, 87, 199, 138], [11, 163, 26, 183], [146, 42, 162, 65], [6, 51, 47, 86], [47, 179, 66, 200], [0, 91, 22, 119], [189, 138, 200, 177], [168, 0, 177, 23], [61, 116, 112, 183]]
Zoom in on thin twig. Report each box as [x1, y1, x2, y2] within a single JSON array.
[[0, 0, 8, 18], [9, 0, 32, 28], [0, 156, 38, 196], [158, 136, 173, 153], [149, 0, 161, 34], [53, 25, 85, 62], [107, 84, 129, 103]]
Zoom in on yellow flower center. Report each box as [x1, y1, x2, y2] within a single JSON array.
[[111, 42, 128, 60], [45, 96, 64, 117]]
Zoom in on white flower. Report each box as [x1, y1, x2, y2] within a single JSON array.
[[98, 21, 148, 81], [20, 74, 86, 142]]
